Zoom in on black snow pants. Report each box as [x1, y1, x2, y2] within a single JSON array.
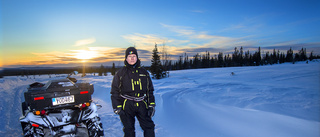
[[119, 100, 155, 137]]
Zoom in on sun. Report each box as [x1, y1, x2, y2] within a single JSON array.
[[74, 50, 98, 60]]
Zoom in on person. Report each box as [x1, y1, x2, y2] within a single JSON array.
[[110, 47, 156, 137]]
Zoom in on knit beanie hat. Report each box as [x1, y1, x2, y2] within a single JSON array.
[[125, 47, 138, 58]]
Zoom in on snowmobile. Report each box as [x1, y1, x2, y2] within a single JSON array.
[[19, 71, 104, 137]]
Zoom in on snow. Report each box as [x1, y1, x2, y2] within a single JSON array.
[[0, 60, 319, 137]]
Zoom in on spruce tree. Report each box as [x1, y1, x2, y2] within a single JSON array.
[[150, 44, 163, 79], [111, 62, 116, 76], [98, 64, 104, 76], [309, 51, 314, 61], [286, 47, 293, 62]]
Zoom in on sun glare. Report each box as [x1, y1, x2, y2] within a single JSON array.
[[74, 50, 98, 60]]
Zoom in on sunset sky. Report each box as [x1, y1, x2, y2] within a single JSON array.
[[1, 0, 320, 68]]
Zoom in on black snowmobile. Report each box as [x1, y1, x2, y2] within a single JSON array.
[[19, 71, 104, 137]]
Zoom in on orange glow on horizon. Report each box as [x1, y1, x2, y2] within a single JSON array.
[[1, 47, 125, 67]]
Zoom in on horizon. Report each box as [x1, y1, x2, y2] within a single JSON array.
[[1, 0, 320, 68]]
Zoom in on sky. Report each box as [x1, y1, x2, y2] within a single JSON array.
[[1, 0, 320, 67]]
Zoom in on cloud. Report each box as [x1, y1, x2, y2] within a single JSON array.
[[32, 51, 71, 59], [190, 10, 205, 13], [265, 41, 320, 51], [161, 23, 257, 49], [74, 38, 96, 47], [161, 23, 195, 36], [121, 23, 263, 61], [122, 33, 178, 53], [219, 24, 246, 32], [31, 51, 78, 65], [12, 21, 300, 67], [124, 23, 305, 63], [122, 33, 167, 46], [31, 48, 120, 62], [218, 14, 270, 34], [28, 47, 129, 66]]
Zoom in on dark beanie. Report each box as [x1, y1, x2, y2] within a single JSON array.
[[125, 47, 138, 58]]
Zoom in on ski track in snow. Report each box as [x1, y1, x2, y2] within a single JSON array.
[[0, 60, 319, 137]]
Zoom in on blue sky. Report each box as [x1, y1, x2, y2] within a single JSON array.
[[1, 0, 320, 67]]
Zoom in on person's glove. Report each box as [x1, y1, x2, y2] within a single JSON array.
[[114, 107, 124, 115], [147, 104, 155, 117]]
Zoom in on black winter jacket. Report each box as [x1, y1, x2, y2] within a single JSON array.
[[110, 59, 155, 110]]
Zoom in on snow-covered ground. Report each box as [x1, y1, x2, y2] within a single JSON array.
[[0, 60, 319, 137]]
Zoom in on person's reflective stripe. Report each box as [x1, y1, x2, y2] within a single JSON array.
[[123, 99, 127, 110], [139, 78, 142, 90], [120, 94, 145, 101], [143, 101, 148, 109], [117, 105, 122, 108], [131, 79, 134, 91]]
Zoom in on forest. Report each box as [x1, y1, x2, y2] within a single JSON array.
[[0, 64, 117, 78], [148, 45, 319, 79], [165, 47, 318, 70]]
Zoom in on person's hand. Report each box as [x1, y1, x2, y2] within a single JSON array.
[[114, 108, 124, 115], [147, 105, 155, 117]]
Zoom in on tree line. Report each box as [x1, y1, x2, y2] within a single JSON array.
[[149, 45, 319, 79], [0, 64, 118, 78], [169, 47, 318, 70]]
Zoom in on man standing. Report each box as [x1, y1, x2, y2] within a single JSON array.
[[110, 47, 156, 137]]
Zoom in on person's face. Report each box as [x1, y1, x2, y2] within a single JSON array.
[[126, 54, 137, 65]]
